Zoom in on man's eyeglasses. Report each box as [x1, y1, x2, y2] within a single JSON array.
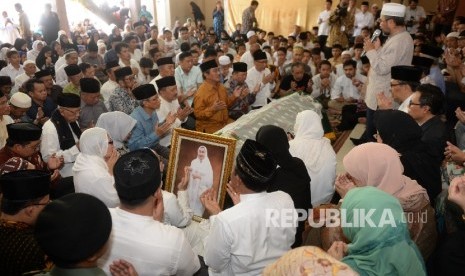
[[390, 82, 405, 87], [408, 100, 422, 107], [62, 107, 81, 115]]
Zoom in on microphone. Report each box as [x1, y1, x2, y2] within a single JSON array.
[[362, 29, 382, 56]]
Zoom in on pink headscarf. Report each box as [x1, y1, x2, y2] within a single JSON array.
[[343, 143, 429, 211]]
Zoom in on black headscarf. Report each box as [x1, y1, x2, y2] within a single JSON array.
[[374, 110, 442, 201], [256, 125, 312, 247], [35, 46, 52, 70]]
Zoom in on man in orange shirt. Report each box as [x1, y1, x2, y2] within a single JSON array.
[[194, 60, 241, 133]]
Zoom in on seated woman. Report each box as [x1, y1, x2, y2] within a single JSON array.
[[289, 110, 336, 206], [374, 109, 442, 201], [256, 125, 312, 247], [337, 143, 437, 260], [72, 127, 120, 207], [96, 111, 136, 155], [327, 187, 426, 276], [263, 246, 358, 276]]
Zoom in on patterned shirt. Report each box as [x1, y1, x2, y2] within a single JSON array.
[[228, 79, 255, 120], [0, 220, 49, 275], [241, 6, 257, 34], [108, 86, 138, 114]]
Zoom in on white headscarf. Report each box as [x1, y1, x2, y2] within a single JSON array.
[[188, 145, 214, 216], [0, 47, 9, 61], [27, 40, 44, 61], [96, 111, 136, 149], [72, 127, 119, 207], [289, 110, 337, 206]]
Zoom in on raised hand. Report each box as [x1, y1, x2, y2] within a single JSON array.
[[226, 181, 240, 205], [200, 188, 222, 215]]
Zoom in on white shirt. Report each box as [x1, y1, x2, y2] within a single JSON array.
[[98, 208, 201, 276], [311, 73, 337, 98], [353, 11, 374, 37], [331, 73, 367, 100], [0, 64, 24, 85], [398, 94, 414, 113], [55, 63, 69, 88], [40, 119, 80, 177], [162, 190, 193, 228], [13, 72, 33, 93], [118, 58, 141, 74], [101, 79, 119, 110], [130, 48, 143, 62], [318, 9, 332, 36], [246, 67, 273, 107], [240, 51, 273, 70], [174, 65, 203, 106], [204, 191, 296, 276], [405, 6, 426, 34], [156, 96, 183, 147]]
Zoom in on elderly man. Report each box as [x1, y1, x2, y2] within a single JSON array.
[[156, 76, 192, 147], [228, 62, 256, 120], [0, 170, 51, 275], [128, 84, 175, 155], [352, 3, 414, 145], [194, 60, 240, 133], [241, 0, 259, 34], [78, 78, 107, 130], [203, 139, 297, 275], [62, 64, 83, 96], [13, 60, 36, 93], [25, 79, 57, 125], [377, 65, 422, 113], [97, 149, 200, 275], [7, 92, 31, 123], [279, 62, 312, 97], [245, 50, 275, 109], [108, 66, 138, 114], [41, 93, 82, 177], [150, 57, 175, 90]]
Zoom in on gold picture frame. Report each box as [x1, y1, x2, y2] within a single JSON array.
[[165, 128, 236, 221]]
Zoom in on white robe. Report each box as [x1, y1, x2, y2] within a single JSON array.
[[289, 110, 336, 206], [187, 154, 213, 217]]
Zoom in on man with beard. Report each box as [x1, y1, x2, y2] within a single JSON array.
[[351, 3, 413, 145]]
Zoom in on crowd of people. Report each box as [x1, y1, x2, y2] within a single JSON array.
[[1, 0, 465, 275]]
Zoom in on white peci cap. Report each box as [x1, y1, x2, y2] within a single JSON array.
[[218, 55, 231, 66], [380, 3, 406, 18], [246, 30, 256, 39], [9, 92, 32, 109]]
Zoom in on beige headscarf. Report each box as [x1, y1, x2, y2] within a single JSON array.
[[343, 142, 429, 211]]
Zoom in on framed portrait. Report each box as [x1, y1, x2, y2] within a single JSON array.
[[165, 128, 236, 220]]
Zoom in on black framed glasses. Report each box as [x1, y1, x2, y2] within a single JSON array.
[[408, 100, 422, 107]]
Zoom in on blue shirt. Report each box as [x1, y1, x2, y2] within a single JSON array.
[[26, 96, 57, 121], [128, 106, 161, 151]]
